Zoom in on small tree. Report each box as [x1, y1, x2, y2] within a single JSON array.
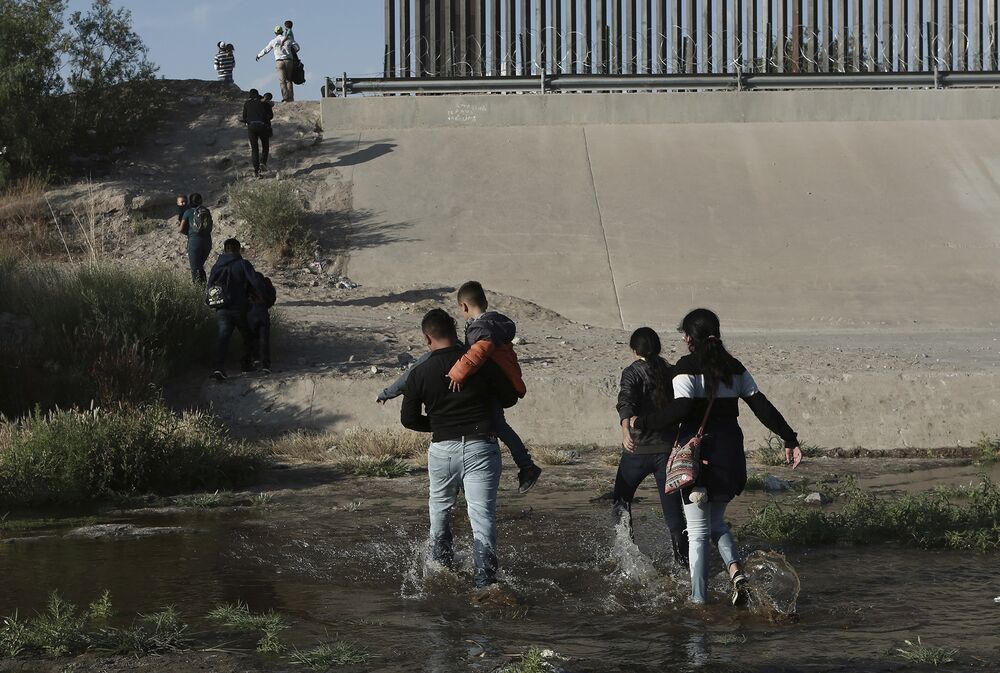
[[0, 0, 69, 180], [0, 0, 159, 185], [63, 0, 159, 159]]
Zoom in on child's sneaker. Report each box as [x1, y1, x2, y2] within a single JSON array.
[[211, 370, 227, 381], [730, 572, 750, 607], [517, 463, 542, 494]]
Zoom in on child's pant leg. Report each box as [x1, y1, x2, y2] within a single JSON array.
[[490, 404, 532, 469]]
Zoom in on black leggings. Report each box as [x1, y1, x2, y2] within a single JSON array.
[[612, 451, 686, 536]]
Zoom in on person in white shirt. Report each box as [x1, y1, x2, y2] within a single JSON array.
[[256, 25, 299, 102]]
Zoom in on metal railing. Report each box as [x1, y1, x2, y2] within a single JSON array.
[[328, 69, 1000, 96]]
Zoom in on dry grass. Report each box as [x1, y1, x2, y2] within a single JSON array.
[[0, 177, 61, 257], [270, 428, 426, 470], [532, 447, 579, 466], [601, 450, 623, 466]]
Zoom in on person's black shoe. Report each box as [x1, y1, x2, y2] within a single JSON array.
[[730, 572, 750, 607], [211, 370, 227, 381], [517, 463, 542, 494]]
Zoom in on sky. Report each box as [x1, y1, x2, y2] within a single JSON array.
[[65, 1, 385, 100]]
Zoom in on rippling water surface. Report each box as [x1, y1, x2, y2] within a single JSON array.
[[0, 463, 997, 671]]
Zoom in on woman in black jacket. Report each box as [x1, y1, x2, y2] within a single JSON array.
[[613, 327, 687, 566], [630, 309, 802, 606]]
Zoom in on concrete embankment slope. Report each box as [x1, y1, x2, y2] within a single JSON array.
[[203, 90, 1000, 451], [322, 89, 1000, 331]]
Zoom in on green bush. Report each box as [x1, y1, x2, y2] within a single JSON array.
[[742, 477, 1000, 552], [0, 257, 214, 417], [226, 180, 311, 260], [0, 403, 265, 508]]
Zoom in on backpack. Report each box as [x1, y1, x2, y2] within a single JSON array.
[[256, 272, 277, 308], [189, 206, 213, 236], [291, 49, 306, 85], [206, 259, 238, 309]]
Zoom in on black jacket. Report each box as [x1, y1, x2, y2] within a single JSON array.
[[616, 358, 677, 454], [207, 253, 267, 311], [401, 345, 518, 442], [465, 310, 516, 346], [242, 97, 273, 126]]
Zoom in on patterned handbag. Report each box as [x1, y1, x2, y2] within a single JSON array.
[[663, 395, 715, 494]]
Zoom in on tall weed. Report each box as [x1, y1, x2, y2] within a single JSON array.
[[0, 403, 265, 508], [0, 257, 214, 416]]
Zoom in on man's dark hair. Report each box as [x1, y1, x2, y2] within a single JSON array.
[[223, 238, 242, 254], [284, 20, 293, 28], [189, 192, 203, 206], [249, 88, 259, 98], [457, 281, 487, 309], [421, 308, 457, 342]]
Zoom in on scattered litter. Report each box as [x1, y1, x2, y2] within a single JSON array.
[[804, 492, 831, 505], [511, 336, 525, 346], [336, 276, 360, 289], [370, 366, 379, 374], [994, 596, 1000, 604], [307, 261, 323, 274]]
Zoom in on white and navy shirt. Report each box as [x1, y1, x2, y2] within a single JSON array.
[[214, 50, 235, 79], [637, 352, 797, 448]]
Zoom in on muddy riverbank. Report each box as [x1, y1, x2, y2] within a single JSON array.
[[2, 453, 998, 672]]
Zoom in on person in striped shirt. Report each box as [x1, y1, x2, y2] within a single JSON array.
[[214, 42, 235, 83]]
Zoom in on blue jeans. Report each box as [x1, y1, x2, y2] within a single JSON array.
[[684, 499, 741, 603], [491, 404, 532, 469], [427, 437, 502, 588], [187, 236, 211, 283]]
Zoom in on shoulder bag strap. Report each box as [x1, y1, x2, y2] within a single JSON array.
[[695, 392, 716, 438]]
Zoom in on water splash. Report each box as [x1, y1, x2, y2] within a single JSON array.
[[743, 551, 801, 618], [609, 518, 661, 584]]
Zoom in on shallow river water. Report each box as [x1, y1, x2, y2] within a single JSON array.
[[1, 460, 998, 672]]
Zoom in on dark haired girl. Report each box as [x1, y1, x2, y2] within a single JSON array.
[[630, 309, 802, 605], [613, 327, 688, 566]]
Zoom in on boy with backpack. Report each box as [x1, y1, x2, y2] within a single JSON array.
[[248, 271, 276, 374], [206, 238, 268, 380], [448, 281, 541, 493], [178, 192, 213, 283]]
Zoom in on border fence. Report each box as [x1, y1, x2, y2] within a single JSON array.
[[379, 1, 1000, 78]]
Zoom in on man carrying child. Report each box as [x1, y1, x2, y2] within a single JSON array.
[[379, 281, 542, 493]]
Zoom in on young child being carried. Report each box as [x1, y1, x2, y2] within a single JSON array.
[[448, 281, 541, 493], [376, 282, 542, 493]]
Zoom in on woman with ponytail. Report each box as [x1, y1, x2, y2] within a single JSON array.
[[613, 327, 687, 566], [629, 309, 802, 606]]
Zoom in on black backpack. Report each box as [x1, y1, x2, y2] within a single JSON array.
[[190, 205, 213, 236], [256, 272, 277, 308], [206, 259, 238, 309], [292, 49, 306, 85]]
